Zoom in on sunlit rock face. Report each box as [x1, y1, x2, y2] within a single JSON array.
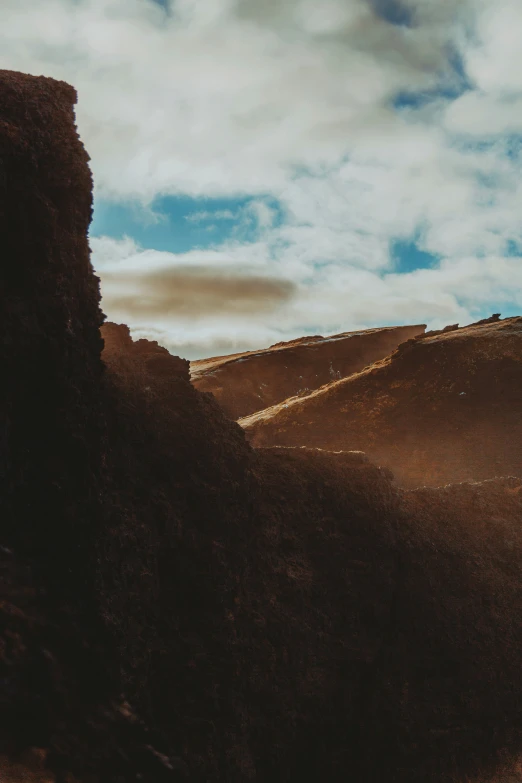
[[191, 323, 426, 420], [242, 316, 522, 488]]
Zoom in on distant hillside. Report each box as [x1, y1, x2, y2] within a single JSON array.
[[190, 324, 425, 420], [241, 315, 522, 488]]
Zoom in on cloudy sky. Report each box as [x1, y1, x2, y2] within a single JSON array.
[[2, 0, 522, 358]]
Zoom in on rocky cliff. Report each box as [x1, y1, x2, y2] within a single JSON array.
[[190, 324, 425, 420], [100, 325, 522, 783], [2, 69, 522, 783], [241, 316, 522, 488], [0, 70, 176, 783]]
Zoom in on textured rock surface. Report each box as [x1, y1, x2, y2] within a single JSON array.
[[0, 68, 105, 596], [241, 317, 522, 488], [2, 69, 522, 783], [191, 324, 425, 420], [100, 334, 399, 782], [0, 70, 176, 782], [101, 330, 522, 783], [369, 477, 522, 782]]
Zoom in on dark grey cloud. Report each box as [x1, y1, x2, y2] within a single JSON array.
[[233, 0, 469, 77], [101, 265, 296, 319]]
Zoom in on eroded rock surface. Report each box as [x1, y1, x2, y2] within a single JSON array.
[[241, 316, 522, 488], [190, 324, 425, 419], [101, 328, 522, 783]]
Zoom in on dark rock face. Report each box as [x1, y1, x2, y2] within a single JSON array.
[[100, 328, 397, 778], [0, 65, 106, 729], [102, 321, 190, 378], [0, 69, 105, 594], [100, 332, 399, 781], [0, 71, 176, 782], [190, 324, 426, 420], [370, 477, 522, 783], [242, 316, 522, 488], [472, 313, 502, 326], [98, 328, 522, 783], [2, 69, 522, 783]]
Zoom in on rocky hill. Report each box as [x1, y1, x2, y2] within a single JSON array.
[[241, 315, 522, 488], [100, 325, 522, 783], [190, 324, 425, 420], [2, 68, 522, 783]]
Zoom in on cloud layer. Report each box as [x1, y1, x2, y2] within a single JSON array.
[[1, 0, 521, 357], [101, 265, 296, 318]]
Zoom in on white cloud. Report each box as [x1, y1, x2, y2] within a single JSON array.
[[182, 200, 277, 232], [463, 0, 522, 95], [91, 235, 522, 358], [2, 0, 522, 356], [0, 0, 470, 201], [185, 209, 236, 222], [244, 200, 277, 230], [444, 92, 522, 136], [90, 234, 274, 274]]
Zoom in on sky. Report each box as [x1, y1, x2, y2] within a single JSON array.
[[1, 0, 522, 358]]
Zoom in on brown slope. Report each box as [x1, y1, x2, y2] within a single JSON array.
[[3, 67, 522, 783], [102, 327, 522, 783], [190, 324, 426, 419], [241, 316, 522, 488]]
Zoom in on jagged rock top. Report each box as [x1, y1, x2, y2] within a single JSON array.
[[101, 322, 190, 379], [241, 316, 522, 488], [190, 323, 426, 419]]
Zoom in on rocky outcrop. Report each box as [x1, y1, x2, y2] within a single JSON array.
[[241, 316, 522, 488], [0, 70, 175, 782], [101, 329, 522, 783], [190, 324, 426, 420], [99, 348, 401, 779], [102, 321, 190, 378], [0, 69, 105, 598], [2, 69, 522, 783]]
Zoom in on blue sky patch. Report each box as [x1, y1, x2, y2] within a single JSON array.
[[90, 194, 285, 253], [506, 240, 522, 257], [390, 237, 440, 273], [452, 133, 522, 161], [369, 0, 413, 27], [392, 48, 472, 111], [504, 134, 522, 161], [393, 83, 465, 110]]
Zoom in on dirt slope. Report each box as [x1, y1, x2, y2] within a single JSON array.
[[190, 324, 425, 419], [241, 316, 522, 488]]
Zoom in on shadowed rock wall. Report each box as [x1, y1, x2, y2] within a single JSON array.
[[101, 325, 522, 783], [0, 70, 176, 783], [0, 69, 104, 598]]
